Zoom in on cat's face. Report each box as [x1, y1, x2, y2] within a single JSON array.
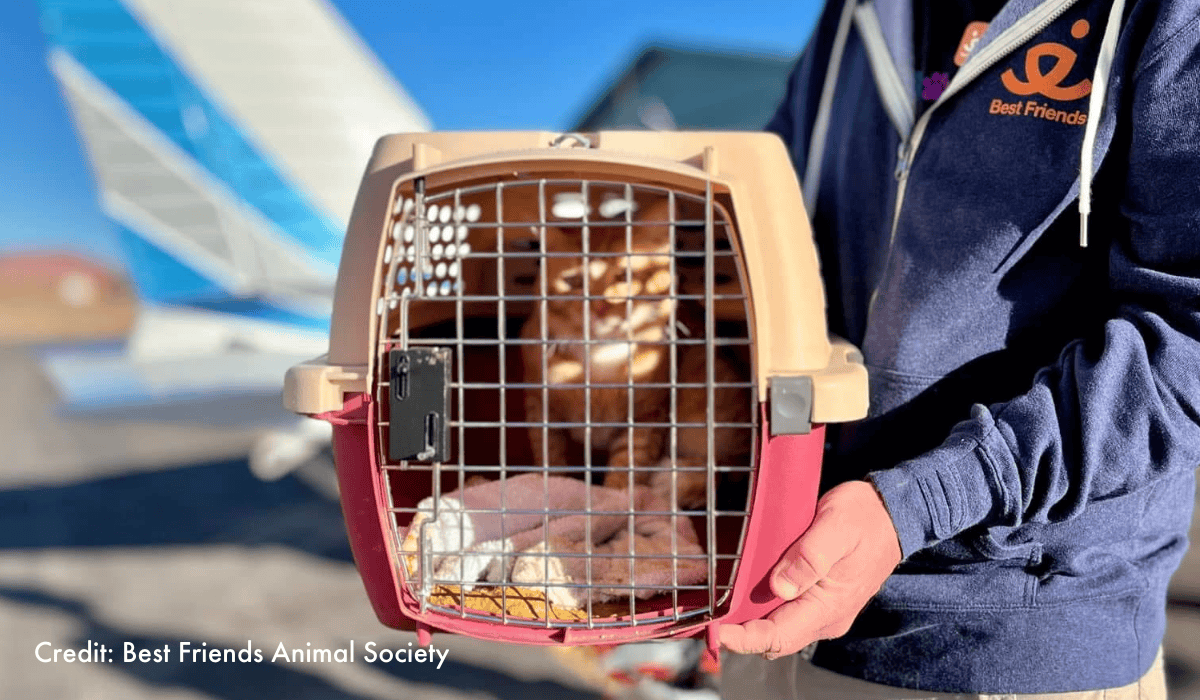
[[539, 202, 676, 346]]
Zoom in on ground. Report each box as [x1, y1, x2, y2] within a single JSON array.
[[0, 346, 1196, 699]]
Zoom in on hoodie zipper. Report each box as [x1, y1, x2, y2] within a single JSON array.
[[865, 0, 1082, 325]]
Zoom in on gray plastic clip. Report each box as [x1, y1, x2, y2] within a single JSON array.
[[770, 375, 814, 436]]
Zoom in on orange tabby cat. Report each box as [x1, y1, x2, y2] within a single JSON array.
[[520, 199, 751, 509]]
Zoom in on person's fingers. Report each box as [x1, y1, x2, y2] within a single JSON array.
[[720, 586, 842, 657], [817, 615, 855, 641], [720, 482, 904, 660], [770, 507, 852, 600], [759, 587, 838, 658], [719, 619, 790, 656]]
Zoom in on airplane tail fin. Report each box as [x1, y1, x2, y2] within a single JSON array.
[[37, 0, 430, 341], [34, 0, 428, 434]]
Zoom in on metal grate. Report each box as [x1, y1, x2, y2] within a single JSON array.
[[373, 175, 758, 630]]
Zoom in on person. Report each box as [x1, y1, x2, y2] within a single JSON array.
[[718, 0, 1200, 697]]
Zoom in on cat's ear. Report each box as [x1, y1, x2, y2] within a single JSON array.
[[637, 197, 676, 237], [640, 195, 673, 220], [626, 197, 675, 257]]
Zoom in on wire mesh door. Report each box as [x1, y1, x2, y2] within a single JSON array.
[[374, 174, 758, 631]]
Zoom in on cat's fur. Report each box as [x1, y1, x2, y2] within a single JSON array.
[[520, 200, 751, 509]]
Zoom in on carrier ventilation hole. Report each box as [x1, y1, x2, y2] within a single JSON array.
[[389, 196, 473, 298]]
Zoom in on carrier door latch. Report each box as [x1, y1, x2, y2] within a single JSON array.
[[769, 375, 814, 436], [388, 348, 451, 463]]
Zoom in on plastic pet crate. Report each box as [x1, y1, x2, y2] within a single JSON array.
[[285, 131, 868, 654]]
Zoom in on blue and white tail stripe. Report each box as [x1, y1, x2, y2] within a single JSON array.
[[49, 47, 335, 321], [34, 0, 429, 415], [41, 0, 340, 278], [38, 0, 429, 323]]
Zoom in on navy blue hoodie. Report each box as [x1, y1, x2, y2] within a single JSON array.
[[767, 0, 1200, 692]]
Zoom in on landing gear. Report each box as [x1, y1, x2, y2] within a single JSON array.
[[248, 419, 339, 501]]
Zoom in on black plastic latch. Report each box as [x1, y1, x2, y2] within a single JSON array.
[[388, 348, 450, 462]]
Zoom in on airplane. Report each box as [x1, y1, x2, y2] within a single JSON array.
[[33, 0, 430, 496]]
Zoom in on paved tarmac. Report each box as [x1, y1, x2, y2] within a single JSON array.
[[0, 346, 1196, 699], [0, 348, 605, 700]]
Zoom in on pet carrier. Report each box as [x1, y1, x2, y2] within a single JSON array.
[[284, 131, 867, 654]]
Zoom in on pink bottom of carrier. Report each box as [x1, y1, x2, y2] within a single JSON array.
[[324, 395, 824, 653]]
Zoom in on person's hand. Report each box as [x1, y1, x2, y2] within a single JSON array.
[[719, 480, 903, 659]]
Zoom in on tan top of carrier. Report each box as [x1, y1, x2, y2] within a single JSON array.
[[286, 131, 866, 426]]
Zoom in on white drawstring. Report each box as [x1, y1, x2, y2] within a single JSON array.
[[806, 0, 1124, 248], [803, 0, 858, 216], [1079, 0, 1128, 247]]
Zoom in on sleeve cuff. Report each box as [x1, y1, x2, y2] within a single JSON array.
[[867, 406, 1010, 560]]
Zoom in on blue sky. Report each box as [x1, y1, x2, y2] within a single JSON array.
[[0, 0, 821, 271]]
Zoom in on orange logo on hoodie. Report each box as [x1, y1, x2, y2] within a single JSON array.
[[955, 21, 989, 66], [1001, 19, 1094, 101]]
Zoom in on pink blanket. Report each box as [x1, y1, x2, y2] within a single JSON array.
[[400, 473, 705, 609]]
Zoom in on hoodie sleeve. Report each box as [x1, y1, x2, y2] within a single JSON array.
[[868, 23, 1200, 559]]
